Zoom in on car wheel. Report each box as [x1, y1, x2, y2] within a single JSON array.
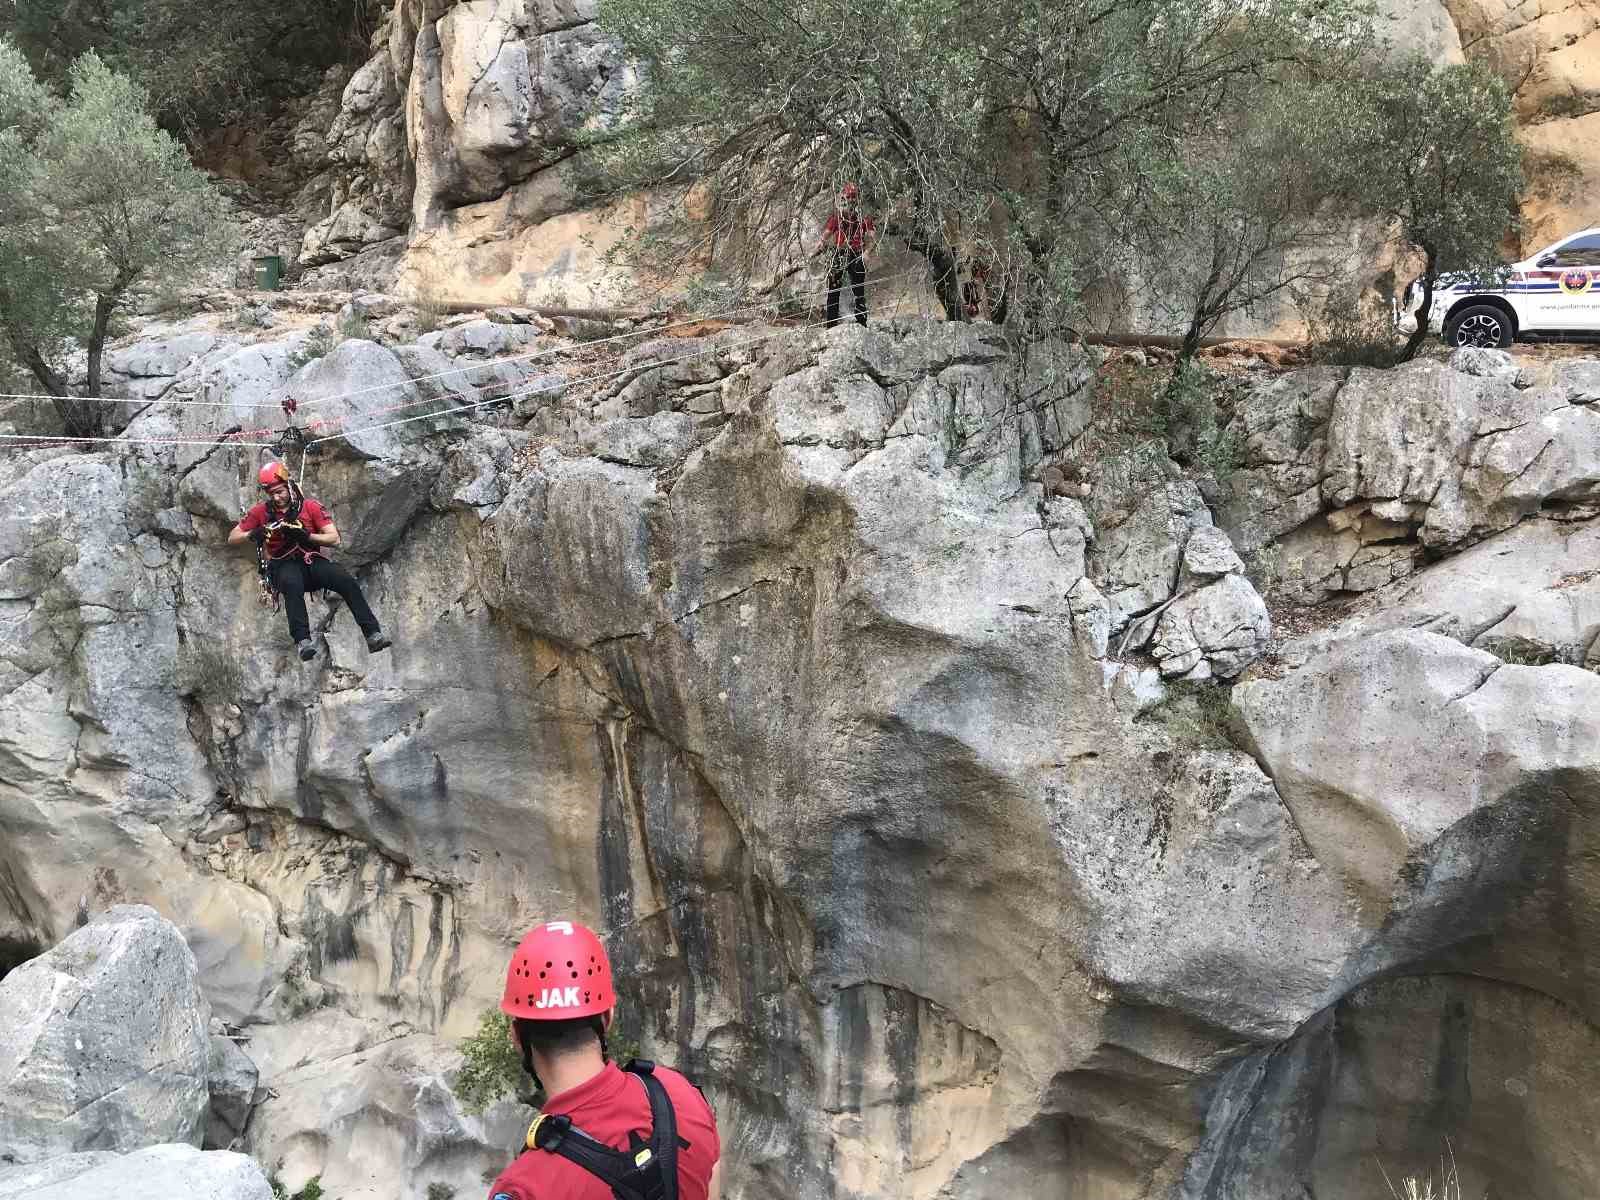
[[1444, 305, 1513, 349]]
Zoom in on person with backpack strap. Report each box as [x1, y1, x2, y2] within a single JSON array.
[[486, 920, 722, 1200], [227, 461, 392, 663], [810, 182, 877, 328]]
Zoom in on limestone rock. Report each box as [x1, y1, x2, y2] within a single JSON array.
[[1151, 573, 1271, 679], [206, 1033, 261, 1150], [0, 906, 211, 1163], [7, 308, 1600, 1199], [1218, 354, 1600, 602], [1177, 525, 1245, 588], [0, 1145, 271, 1200], [1090, 480, 1211, 629], [245, 1034, 529, 1200]]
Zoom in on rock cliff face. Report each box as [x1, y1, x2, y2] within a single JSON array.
[[1, 310, 1596, 1197], [264, 0, 1600, 304]]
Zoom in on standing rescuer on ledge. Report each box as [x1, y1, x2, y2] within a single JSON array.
[[228, 461, 392, 662], [811, 182, 877, 328], [487, 919, 722, 1200]]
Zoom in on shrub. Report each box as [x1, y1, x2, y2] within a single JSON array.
[[1136, 680, 1241, 752], [452, 1010, 527, 1114], [335, 308, 370, 343], [1304, 291, 1405, 368], [178, 643, 244, 701], [286, 324, 336, 372]]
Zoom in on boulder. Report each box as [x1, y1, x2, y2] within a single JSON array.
[[1151, 573, 1271, 679], [0, 906, 211, 1163], [0, 1144, 271, 1200]]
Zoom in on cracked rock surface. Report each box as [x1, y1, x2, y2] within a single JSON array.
[[1, 319, 1598, 1198]]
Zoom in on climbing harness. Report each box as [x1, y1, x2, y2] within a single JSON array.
[[524, 1061, 682, 1200], [250, 458, 310, 611]]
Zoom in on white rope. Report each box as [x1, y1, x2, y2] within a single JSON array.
[[0, 432, 277, 448], [308, 301, 898, 445], [0, 268, 925, 413]]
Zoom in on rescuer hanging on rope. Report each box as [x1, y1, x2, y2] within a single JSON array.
[[228, 461, 392, 663]]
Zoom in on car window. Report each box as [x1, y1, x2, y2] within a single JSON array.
[[1547, 234, 1600, 268]]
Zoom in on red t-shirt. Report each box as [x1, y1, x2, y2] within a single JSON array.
[[237, 497, 332, 562], [823, 210, 875, 252], [487, 1063, 720, 1200]]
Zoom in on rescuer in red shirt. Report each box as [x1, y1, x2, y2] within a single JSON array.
[[228, 460, 392, 662], [811, 182, 877, 327], [486, 920, 723, 1200]]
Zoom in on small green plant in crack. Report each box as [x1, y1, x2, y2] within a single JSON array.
[[178, 643, 245, 701], [1137, 679, 1242, 751], [287, 324, 337, 371], [452, 1008, 645, 1113], [336, 308, 372, 343], [426, 1185, 457, 1200], [1483, 638, 1565, 667]]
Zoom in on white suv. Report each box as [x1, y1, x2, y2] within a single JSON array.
[[1399, 227, 1600, 348]]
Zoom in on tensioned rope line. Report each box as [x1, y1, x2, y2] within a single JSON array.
[[0, 432, 279, 449], [284, 267, 932, 441], [306, 299, 919, 446], [0, 268, 928, 414], [282, 267, 927, 410]]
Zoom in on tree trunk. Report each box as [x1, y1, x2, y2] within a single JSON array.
[[85, 291, 117, 402], [1398, 247, 1437, 364], [885, 220, 966, 322]]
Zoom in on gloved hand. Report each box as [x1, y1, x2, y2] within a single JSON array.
[[268, 518, 313, 547], [248, 526, 267, 547]]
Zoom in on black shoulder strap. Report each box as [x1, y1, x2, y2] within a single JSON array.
[[631, 1061, 680, 1200], [527, 1061, 680, 1200]]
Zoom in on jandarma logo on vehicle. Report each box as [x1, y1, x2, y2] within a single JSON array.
[[1558, 268, 1594, 296]]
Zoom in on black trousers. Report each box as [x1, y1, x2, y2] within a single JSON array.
[[268, 556, 381, 644], [826, 252, 868, 327]]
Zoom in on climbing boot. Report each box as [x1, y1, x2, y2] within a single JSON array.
[[297, 638, 317, 662], [365, 631, 393, 653]]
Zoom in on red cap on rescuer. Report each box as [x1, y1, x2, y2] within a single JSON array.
[[501, 919, 614, 1020]]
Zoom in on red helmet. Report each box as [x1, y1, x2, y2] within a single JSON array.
[[258, 461, 291, 488], [501, 920, 614, 1020], [841, 182, 859, 200]]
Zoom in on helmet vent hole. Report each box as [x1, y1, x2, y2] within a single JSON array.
[[566, 960, 573, 967], [571, 971, 578, 979], [539, 971, 545, 979]]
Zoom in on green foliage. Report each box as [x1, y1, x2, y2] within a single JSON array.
[[287, 324, 337, 372], [0, 41, 233, 432], [1340, 58, 1524, 362], [451, 1008, 646, 1114], [425, 1185, 457, 1200], [452, 1009, 527, 1114], [592, 0, 1383, 332], [179, 643, 245, 701], [1137, 680, 1241, 752], [336, 309, 371, 343], [0, 0, 379, 136], [266, 1169, 328, 1200], [1303, 289, 1405, 368]]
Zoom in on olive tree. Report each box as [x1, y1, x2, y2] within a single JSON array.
[[592, 0, 1380, 330], [0, 0, 380, 135], [1345, 58, 1524, 362], [0, 42, 232, 436]]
